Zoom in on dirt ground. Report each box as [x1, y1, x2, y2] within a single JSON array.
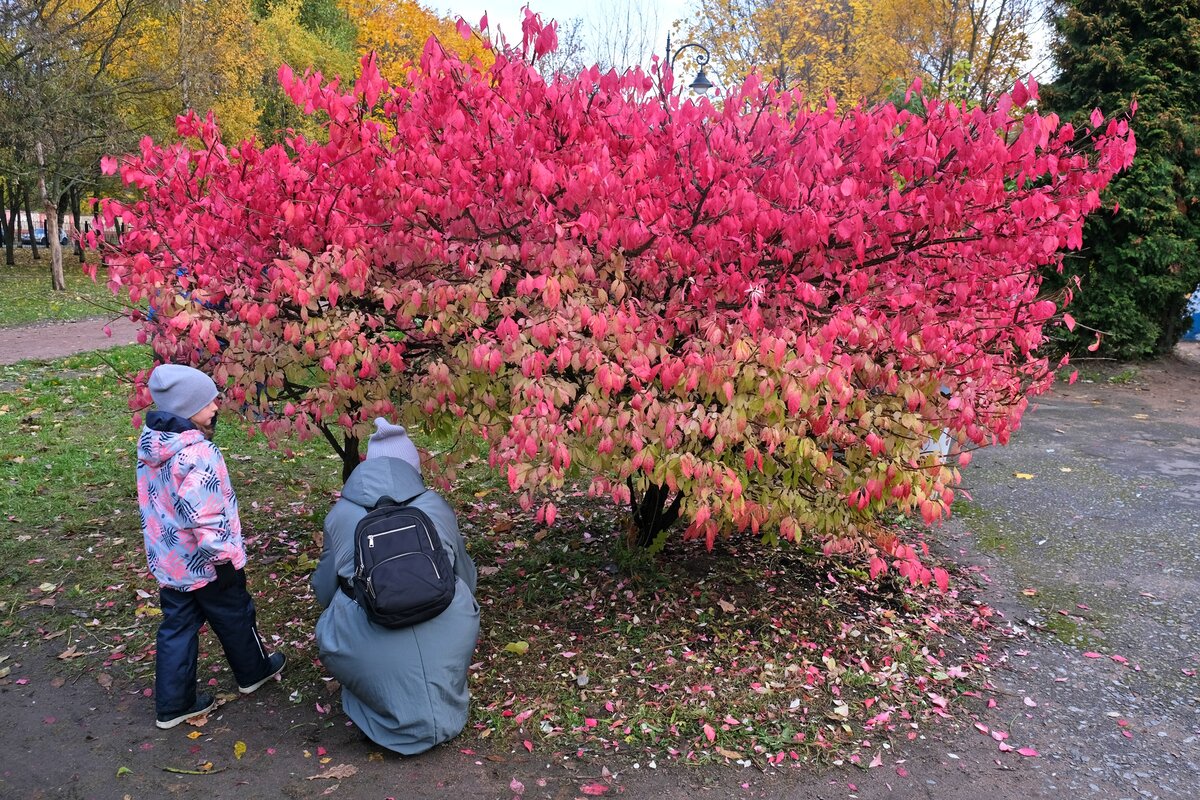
[[1, 324, 1198, 799]]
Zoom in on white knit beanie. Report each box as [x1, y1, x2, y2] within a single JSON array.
[[148, 364, 218, 419], [366, 417, 421, 474]]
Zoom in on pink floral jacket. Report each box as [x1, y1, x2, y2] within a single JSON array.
[[136, 423, 247, 591]]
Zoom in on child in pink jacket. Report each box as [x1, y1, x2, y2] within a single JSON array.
[[137, 364, 285, 728]]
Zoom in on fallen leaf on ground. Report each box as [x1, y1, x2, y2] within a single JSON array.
[[1012, 472, 1035, 480], [580, 783, 610, 796], [306, 764, 358, 780], [163, 763, 222, 775], [234, 741, 247, 760]]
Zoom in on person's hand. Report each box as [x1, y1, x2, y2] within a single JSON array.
[[213, 561, 242, 590]]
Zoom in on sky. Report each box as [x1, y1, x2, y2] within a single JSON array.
[[439, 0, 694, 67]]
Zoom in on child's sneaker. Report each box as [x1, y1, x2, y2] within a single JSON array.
[[156, 693, 216, 729], [239, 652, 287, 695]]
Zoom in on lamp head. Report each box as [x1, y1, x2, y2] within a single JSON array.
[[689, 68, 714, 95]]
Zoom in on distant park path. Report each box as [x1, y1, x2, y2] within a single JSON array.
[[0, 316, 141, 366]]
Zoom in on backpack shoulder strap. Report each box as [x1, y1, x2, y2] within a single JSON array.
[[370, 490, 427, 511]]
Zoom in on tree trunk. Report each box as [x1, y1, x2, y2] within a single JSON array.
[[69, 186, 83, 259], [2, 181, 18, 266], [339, 435, 360, 482], [627, 479, 684, 548], [317, 424, 361, 483], [35, 140, 65, 290], [23, 191, 39, 261]]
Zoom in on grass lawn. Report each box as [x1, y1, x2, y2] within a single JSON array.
[[0, 343, 993, 767], [0, 247, 120, 327]]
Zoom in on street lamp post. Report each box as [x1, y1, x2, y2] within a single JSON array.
[[665, 33, 714, 96]]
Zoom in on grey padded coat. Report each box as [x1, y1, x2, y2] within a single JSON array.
[[312, 456, 479, 754]]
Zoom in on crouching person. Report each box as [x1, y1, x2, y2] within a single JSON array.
[[312, 418, 480, 755]]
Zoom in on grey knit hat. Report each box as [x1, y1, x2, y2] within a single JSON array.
[[366, 417, 421, 474], [148, 364, 218, 420]]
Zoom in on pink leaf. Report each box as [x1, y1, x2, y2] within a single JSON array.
[[1017, 747, 1039, 757], [1083, 652, 1103, 659], [580, 784, 610, 796], [703, 723, 716, 742], [522, 740, 533, 753]]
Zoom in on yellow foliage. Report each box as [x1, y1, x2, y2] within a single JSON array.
[[257, 0, 361, 138], [338, 0, 490, 84], [687, 0, 1032, 104], [104, 0, 263, 142]]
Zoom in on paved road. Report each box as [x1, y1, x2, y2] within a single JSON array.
[[945, 353, 1200, 800], [0, 315, 141, 365]]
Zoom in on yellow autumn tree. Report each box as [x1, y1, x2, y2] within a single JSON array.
[[338, 0, 490, 83], [859, 0, 1032, 102], [683, 0, 859, 97], [684, 0, 1033, 104], [108, 0, 263, 142], [255, 0, 361, 140]]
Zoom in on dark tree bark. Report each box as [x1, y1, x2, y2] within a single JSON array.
[[2, 181, 19, 265], [23, 190, 39, 260], [627, 479, 684, 548], [68, 185, 83, 259]]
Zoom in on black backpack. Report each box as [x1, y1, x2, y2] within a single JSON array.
[[339, 492, 455, 628]]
